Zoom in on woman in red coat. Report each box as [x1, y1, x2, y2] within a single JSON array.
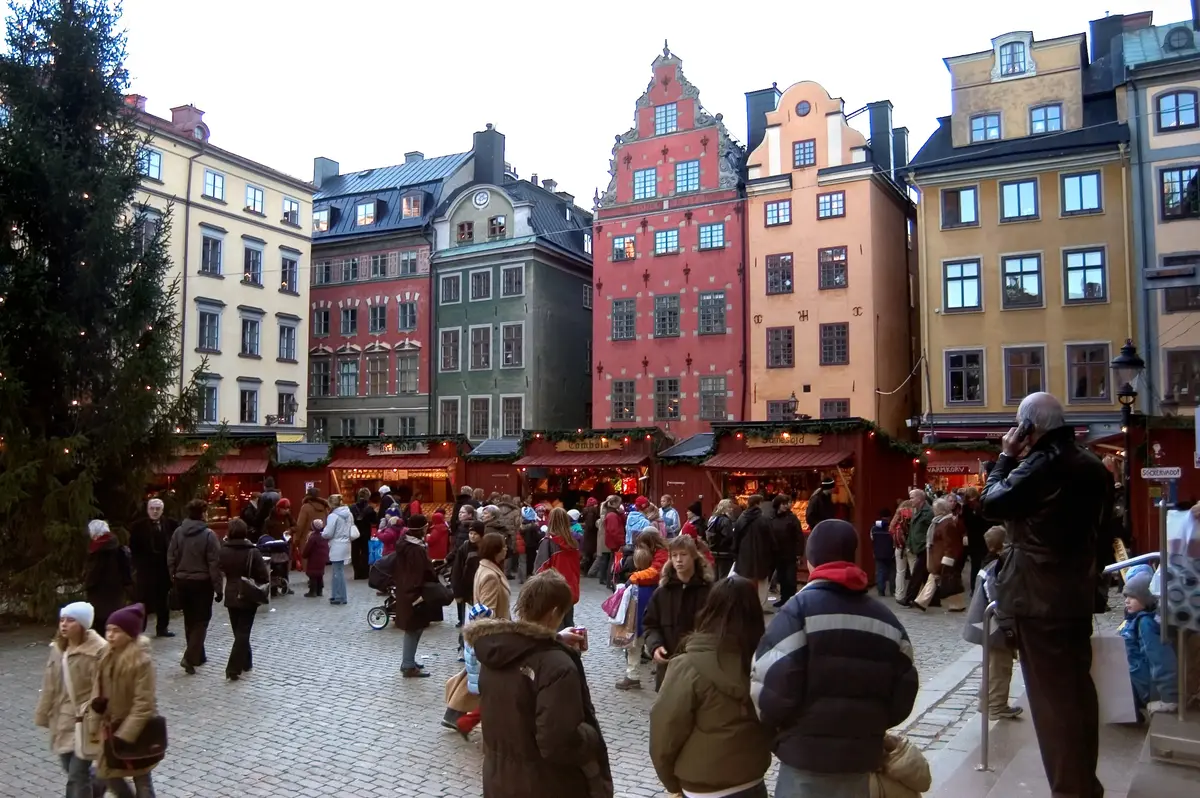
[[533, 508, 581, 629], [426, 511, 450, 565], [601, 496, 626, 590]]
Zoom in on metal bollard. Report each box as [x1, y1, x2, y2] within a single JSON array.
[[976, 600, 998, 772]]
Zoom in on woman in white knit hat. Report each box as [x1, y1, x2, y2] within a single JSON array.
[[33, 601, 107, 798]]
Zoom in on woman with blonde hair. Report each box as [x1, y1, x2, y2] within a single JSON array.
[[532, 508, 582, 629], [707, 499, 737, 578], [642, 535, 714, 689]]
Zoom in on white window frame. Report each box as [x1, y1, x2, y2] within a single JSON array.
[[139, 148, 162, 181], [655, 103, 678, 135], [654, 229, 679, 255], [397, 300, 417, 332], [439, 326, 462, 373], [438, 397, 461, 435], [313, 208, 330, 233], [368, 304, 388, 334], [500, 321, 525, 369], [468, 268, 493, 302], [467, 395, 492, 440], [402, 193, 422, 219], [356, 200, 376, 226], [203, 169, 225, 201], [282, 196, 301, 226], [633, 167, 656, 200], [199, 381, 219, 424], [398, 416, 417, 436], [242, 241, 264, 285], [238, 384, 259, 425], [468, 323, 493, 371], [500, 393, 525, 437], [584, 233, 592, 255], [583, 284, 593, 309], [500, 263, 525, 298], [239, 313, 262, 357], [245, 184, 265, 214], [196, 302, 223, 351], [200, 229, 224, 275], [440, 272, 462, 305], [280, 253, 299, 293], [278, 322, 298, 361]]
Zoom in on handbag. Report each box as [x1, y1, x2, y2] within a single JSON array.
[[99, 672, 168, 769], [421, 580, 453, 607], [236, 550, 270, 606]]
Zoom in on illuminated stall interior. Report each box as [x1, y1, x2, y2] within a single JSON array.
[[328, 444, 458, 517]]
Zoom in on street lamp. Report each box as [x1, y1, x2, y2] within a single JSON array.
[[1111, 339, 1145, 540], [785, 391, 798, 420]]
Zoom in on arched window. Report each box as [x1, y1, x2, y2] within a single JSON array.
[[1156, 90, 1198, 132]]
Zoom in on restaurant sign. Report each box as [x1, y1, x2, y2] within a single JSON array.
[[555, 438, 621, 453], [925, 463, 977, 475], [746, 433, 822, 448], [368, 441, 429, 456]]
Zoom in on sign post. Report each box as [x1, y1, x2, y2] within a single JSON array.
[[1140, 467, 1178, 646]]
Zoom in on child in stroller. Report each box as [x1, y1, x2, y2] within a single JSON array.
[[257, 534, 292, 596]]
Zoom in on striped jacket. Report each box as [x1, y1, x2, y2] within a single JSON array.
[[750, 578, 919, 774]]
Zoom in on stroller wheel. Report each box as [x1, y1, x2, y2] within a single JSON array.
[[367, 606, 390, 630]]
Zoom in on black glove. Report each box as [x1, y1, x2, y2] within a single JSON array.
[[90, 697, 108, 714], [214, 592, 223, 604]]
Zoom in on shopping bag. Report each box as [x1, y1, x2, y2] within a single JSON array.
[[914, 574, 938, 609], [609, 589, 638, 649], [601, 584, 627, 619], [1091, 633, 1137, 724], [368, 537, 383, 565]]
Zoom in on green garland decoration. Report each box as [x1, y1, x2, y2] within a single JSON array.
[[926, 440, 1002, 454]]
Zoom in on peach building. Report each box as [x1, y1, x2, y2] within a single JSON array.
[[743, 82, 919, 435]]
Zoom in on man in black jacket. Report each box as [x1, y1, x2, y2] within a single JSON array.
[[129, 498, 177, 637], [981, 392, 1111, 798], [732, 495, 775, 607], [255, 476, 281, 537], [770, 495, 804, 608], [804, 478, 837, 530], [167, 499, 224, 675]]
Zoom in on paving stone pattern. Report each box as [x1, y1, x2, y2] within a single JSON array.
[[0, 574, 971, 797], [899, 665, 983, 752]]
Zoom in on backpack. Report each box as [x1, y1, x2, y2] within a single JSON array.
[[368, 551, 397, 591]]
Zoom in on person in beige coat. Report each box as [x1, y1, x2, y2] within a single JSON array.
[[34, 601, 106, 798], [87, 604, 161, 796], [473, 532, 512, 621]]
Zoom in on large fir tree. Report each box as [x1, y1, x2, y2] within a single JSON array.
[[0, 0, 201, 616]]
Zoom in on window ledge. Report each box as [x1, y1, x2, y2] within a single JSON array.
[[238, 352, 263, 360], [818, 214, 846, 221], [277, 357, 298, 364], [1061, 209, 1103, 218], [1162, 214, 1200, 224], [940, 222, 980, 231], [280, 220, 302, 229], [943, 307, 983, 314], [819, 362, 851, 367], [140, 176, 165, 186], [819, 284, 849, 291], [698, 245, 726, 252], [201, 194, 227, 205], [1000, 303, 1046, 312], [278, 288, 300, 297], [1066, 397, 1113, 405], [765, 221, 793, 228], [765, 290, 795, 297], [766, 364, 796, 369], [197, 271, 224, 280], [999, 216, 1040, 225], [946, 402, 987, 408], [195, 347, 221, 355], [1064, 298, 1108, 306], [243, 208, 267, 218], [654, 250, 681, 257], [241, 280, 264, 289]]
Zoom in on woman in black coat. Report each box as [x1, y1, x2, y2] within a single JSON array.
[[349, 488, 378, 580], [85, 520, 131, 633], [642, 536, 714, 690], [392, 515, 437, 678], [217, 518, 271, 681]]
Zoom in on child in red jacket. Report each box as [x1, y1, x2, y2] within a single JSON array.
[[302, 518, 329, 597], [427, 511, 450, 565]]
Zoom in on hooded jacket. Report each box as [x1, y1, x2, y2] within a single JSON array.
[[167, 518, 222, 588], [218, 538, 272, 609], [291, 495, 331, 559], [650, 632, 772, 795], [625, 509, 652, 545], [906, 502, 933, 556], [642, 559, 714, 689], [87, 636, 159, 779], [322, 505, 357, 562], [34, 630, 107, 756], [732, 506, 775, 580], [486, 500, 521, 546], [464, 618, 614, 798], [602, 508, 625, 553]]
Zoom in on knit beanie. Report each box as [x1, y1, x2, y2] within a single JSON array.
[[635, 496, 649, 509], [311, 518, 325, 532], [688, 501, 703, 518], [1123, 570, 1156, 609], [407, 514, 428, 534], [106, 604, 145, 639], [60, 601, 95, 630], [807, 519, 858, 567], [432, 511, 445, 525]]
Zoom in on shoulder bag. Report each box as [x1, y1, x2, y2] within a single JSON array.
[[236, 549, 270, 606], [99, 669, 168, 769]]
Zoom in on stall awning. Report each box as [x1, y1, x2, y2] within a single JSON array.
[[329, 456, 456, 470], [160, 456, 269, 476], [703, 449, 853, 470], [513, 451, 648, 468]]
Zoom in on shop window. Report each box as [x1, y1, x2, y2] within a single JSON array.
[[818, 247, 848, 289], [1004, 346, 1044, 404], [655, 378, 680, 421], [817, 191, 845, 219], [820, 398, 850, 419], [1062, 172, 1101, 215], [440, 398, 460, 435], [398, 354, 419, 394], [767, 326, 794, 368], [611, 298, 636, 341], [941, 187, 978, 228], [612, 380, 635, 421], [470, 326, 492, 370], [369, 418, 386, 437], [1064, 249, 1106, 303], [310, 359, 331, 397], [340, 417, 356, 437], [699, 377, 726, 421], [367, 355, 389, 396], [338, 358, 359, 397], [1161, 167, 1199, 220], [440, 329, 461, 372], [698, 291, 725, 335], [819, 323, 849, 366], [945, 350, 984, 404], [399, 416, 417, 436], [469, 397, 491, 439], [654, 295, 680, 338], [239, 389, 258, 424], [766, 254, 793, 295], [369, 305, 387, 334], [612, 236, 635, 262], [1067, 343, 1110, 402], [943, 260, 981, 311], [502, 396, 523, 437]]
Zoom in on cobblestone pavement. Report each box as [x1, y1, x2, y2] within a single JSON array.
[[0, 574, 972, 798]]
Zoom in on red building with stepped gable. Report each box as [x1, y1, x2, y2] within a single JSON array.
[[592, 43, 746, 441]]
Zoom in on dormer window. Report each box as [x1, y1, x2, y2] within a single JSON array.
[[999, 42, 1026, 76], [356, 201, 376, 226], [402, 193, 422, 218], [488, 215, 506, 239], [313, 208, 330, 233], [457, 221, 474, 243]]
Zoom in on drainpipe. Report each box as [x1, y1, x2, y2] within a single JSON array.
[[178, 147, 206, 395], [911, 175, 932, 433], [422, 222, 436, 435], [1120, 142, 1134, 344], [1130, 81, 1154, 413], [740, 199, 750, 421]]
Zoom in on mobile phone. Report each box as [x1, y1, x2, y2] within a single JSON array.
[[1015, 420, 1034, 444]]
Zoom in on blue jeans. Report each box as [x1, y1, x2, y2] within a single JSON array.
[[875, 559, 897, 597], [106, 774, 155, 798], [775, 764, 869, 798], [58, 753, 96, 798], [330, 561, 347, 603], [402, 628, 423, 669]]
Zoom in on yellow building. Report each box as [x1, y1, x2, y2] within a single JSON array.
[[907, 27, 1133, 482], [128, 96, 314, 434]]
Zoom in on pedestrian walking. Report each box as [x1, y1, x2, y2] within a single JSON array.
[[167, 500, 223, 675], [322, 494, 358, 606], [128, 499, 176, 638], [291, 487, 330, 572], [870, 509, 897, 598], [899, 491, 933, 608], [732, 495, 775, 607], [84, 520, 131, 635], [980, 392, 1112, 798], [33, 601, 106, 798], [392, 514, 437, 677], [464, 570, 614, 798], [770, 495, 803, 607], [642, 535, 714, 690], [349, 488, 378, 580], [600, 495, 626, 588], [217, 518, 271, 681], [617, 531, 669, 691], [427, 510, 451, 567], [580, 497, 601, 576], [925, 498, 966, 611], [474, 532, 512, 621], [752, 519, 918, 798], [449, 520, 484, 633], [804, 478, 837, 530], [532, 508, 582, 629], [888, 500, 914, 601], [89, 604, 162, 798], [302, 518, 329, 598], [706, 499, 737, 579], [959, 487, 989, 592], [650, 577, 771, 798]]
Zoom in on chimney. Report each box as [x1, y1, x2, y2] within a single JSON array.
[[404, 151, 424, 164], [169, 104, 204, 134], [542, 178, 558, 193], [313, 157, 340, 190], [892, 127, 909, 173], [472, 123, 505, 187], [744, 83, 782, 156], [530, 173, 538, 188], [123, 94, 147, 112], [867, 101, 894, 180], [1089, 12, 1154, 62]]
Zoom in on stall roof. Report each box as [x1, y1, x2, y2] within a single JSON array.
[[277, 442, 329, 464], [659, 433, 714, 459], [161, 456, 270, 476], [513, 451, 649, 468], [329, 455, 457, 470], [703, 449, 853, 470], [468, 438, 522, 457]]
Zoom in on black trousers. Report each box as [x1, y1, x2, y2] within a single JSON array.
[[597, 552, 613, 586], [176, 580, 213, 666], [138, 581, 171, 635], [1014, 616, 1103, 798], [350, 535, 369, 580], [775, 555, 798, 602], [226, 606, 257, 677]]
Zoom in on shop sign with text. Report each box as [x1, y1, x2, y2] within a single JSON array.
[[368, 441, 429, 456], [746, 433, 822, 448], [555, 438, 621, 452]]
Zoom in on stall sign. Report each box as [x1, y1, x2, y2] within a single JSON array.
[[746, 433, 822, 448], [368, 441, 429, 456], [178, 443, 240, 457], [925, 463, 976, 475], [555, 438, 621, 452]]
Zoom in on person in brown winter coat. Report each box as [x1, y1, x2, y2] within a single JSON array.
[[291, 488, 330, 571], [464, 570, 613, 798], [392, 515, 437, 678], [926, 497, 966, 611]]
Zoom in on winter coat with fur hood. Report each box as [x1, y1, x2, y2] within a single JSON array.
[[464, 618, 613, 798], [87, 636, 159, 778], [33, 630, 107, 756]]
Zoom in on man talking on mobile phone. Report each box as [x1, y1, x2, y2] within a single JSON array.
[[980, 391, 1112, 798]]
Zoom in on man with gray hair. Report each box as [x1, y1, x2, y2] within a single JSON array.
[[981, 391, 1112, 798], [129, 497, 177, 636]]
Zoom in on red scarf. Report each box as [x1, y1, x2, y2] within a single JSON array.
[[808, 561, 870, 591], [88, 534, 113, 554]]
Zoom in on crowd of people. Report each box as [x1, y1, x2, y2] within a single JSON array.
[[40, 390, 1159, 797]]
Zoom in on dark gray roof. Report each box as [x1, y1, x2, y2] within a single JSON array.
[[315, 153, 472, 200], [1123, 21, 1200, 70], [658, 433, 714, 459], [277, 442, 329, 464], [467, 438, 521, 457]]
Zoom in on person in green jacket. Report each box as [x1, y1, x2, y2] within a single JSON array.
[[900, 490, 934, 608], [649, 576, 772, 798]]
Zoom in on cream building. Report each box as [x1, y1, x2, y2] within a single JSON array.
[[128, 96, 314, 435]]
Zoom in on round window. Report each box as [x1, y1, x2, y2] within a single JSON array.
[[796, 101, 811, 117]]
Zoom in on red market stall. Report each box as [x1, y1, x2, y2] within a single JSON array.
[[512, 429, 664, 507], [154, 441, 273, 536], [657, 433, 717, 516], [326, 437, 469, 518], [463, 438, 522, 498], [920, 447, 997, 493]]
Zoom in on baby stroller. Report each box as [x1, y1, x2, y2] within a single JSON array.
[[257, 536, 292, 596], [367, 551, 397, 629]]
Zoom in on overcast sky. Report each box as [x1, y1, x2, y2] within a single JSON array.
[[116, 0, 1190, 202]]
